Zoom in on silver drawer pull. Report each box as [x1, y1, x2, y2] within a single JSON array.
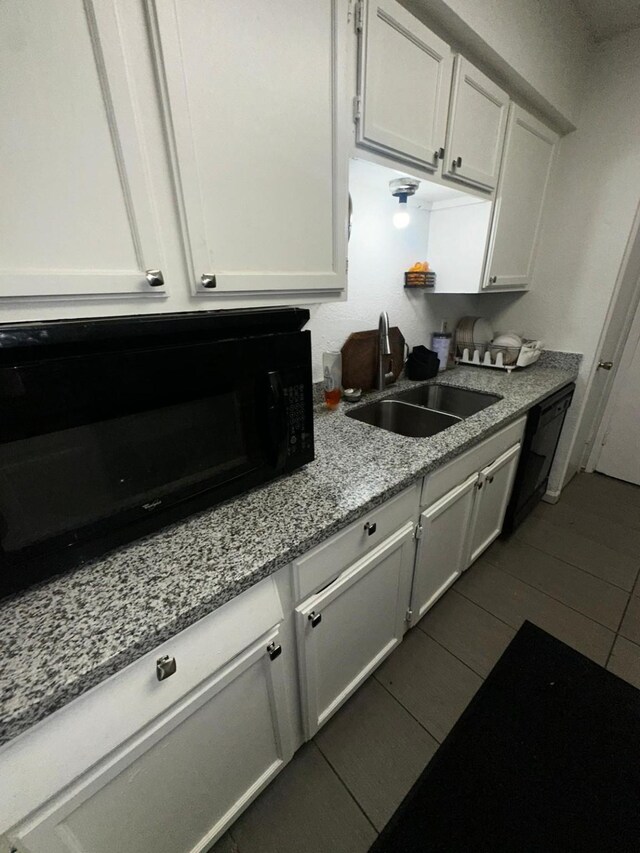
[[145, 269, 164, 287], [156, 655, 177, 681], [266, 642, 282, 661], [364, 521, 377, 536], [308, 611, 322, 628]]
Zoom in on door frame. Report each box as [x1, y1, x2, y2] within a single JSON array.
[[578, 200, 640, 472], [588, 268, 640, 475]]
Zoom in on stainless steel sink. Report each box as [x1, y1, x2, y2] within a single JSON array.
[[346, 400, 461, 438], [389, 385, 501, 418]]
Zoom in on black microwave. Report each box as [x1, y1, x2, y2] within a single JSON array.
[[0, 308, 314, 598]]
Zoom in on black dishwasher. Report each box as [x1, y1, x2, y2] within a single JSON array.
[[502, 383, 575, 535]]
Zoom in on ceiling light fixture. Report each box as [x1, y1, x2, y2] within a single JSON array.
[[390, 177, 420, 229]]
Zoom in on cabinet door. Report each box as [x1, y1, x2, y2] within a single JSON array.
[[443, 56, 509, 191], [150, 0, 348, 297], [296, 522, 415, 738], [13, 628, 294, 853], [409, 473, 477, 626], [0, 0, 165, 300], [483, 106, 559, 290], [467, 443, 521, 566], [357, 0, 453, 173]]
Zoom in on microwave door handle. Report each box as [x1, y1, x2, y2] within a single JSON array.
[[266, 371, 288, 471]]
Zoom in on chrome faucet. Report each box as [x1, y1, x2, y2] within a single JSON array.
[[376, 311, 395, 390]]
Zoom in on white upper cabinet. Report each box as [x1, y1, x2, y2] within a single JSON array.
[[356, 0, 453, 173], [483, 105, 559, 290], [443, 56, 509, 191], [0, 0, 165, 300], [150, 0, 348, 296]]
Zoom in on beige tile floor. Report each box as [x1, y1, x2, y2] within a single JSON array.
[[212, 472, 640, 853]]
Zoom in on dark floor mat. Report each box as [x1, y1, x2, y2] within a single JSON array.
[[371, 621, 640, 852]]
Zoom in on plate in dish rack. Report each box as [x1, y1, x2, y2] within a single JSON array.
[[472, 318, 493, 345]]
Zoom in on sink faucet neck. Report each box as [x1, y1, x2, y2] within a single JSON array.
[[379, 311, 391, 356], [376, 311, 395, 391]]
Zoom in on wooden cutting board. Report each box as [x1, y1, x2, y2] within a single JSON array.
[[341, 327, 406, 391]]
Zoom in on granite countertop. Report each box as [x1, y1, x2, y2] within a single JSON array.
[[0, 352, 580, 746]]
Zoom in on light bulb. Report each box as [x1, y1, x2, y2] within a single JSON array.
[[393, 199, 410, 229]]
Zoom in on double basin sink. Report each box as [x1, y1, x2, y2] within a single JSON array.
[[346, 384, 501, 438]]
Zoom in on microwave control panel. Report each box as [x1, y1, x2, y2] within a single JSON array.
[[283, 381, 313, 459]]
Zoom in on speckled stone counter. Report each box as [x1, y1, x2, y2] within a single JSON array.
[[0, 352, 580, 746]]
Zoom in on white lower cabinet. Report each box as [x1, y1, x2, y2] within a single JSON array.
[[8, 628, 294, 853], [410, 419, 526, 627], [466, 443, 521, 565], [296, 521, 415, 738], [410, 473, 478, 624]]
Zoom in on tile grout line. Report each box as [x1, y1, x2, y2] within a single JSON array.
[[445, 583, 517, 630], [477, 554, 623, 633], [414, 621, 493, 680], [607, 597, 637, 668], [455, 564, 616, 668], [558, 490, 640, 532], [372, 672, 445, 747], [311, 740, 381, 838], [532, 507, 640, 561], [511, 531, 638, 593], [226, 829, 241, 853]]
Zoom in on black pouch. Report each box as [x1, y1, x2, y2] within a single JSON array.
[[405, 345, 440, 380]]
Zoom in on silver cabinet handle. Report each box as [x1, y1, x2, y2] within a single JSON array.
[[598, 361, 613, 370], [156, 655, 177, 681], [266, 642, 282, 661], [146, 269, 164, 287], [308, 611, 322, 628], [201, 274, 217, 289], [489, 275, 497, 284], [364, 521, 377, 536]]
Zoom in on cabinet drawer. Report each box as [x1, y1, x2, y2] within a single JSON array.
[[10, 622, 292, 853], [293, 483, 419, 601], [0, 576, 283, 832], [421, 417, 526, 507]]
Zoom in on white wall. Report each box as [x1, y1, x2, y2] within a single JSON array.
[[306, 161, 484, 381], [402, 0, 592, 130], [482, 27, 640, 492]]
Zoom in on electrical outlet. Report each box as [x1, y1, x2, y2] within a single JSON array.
[[440, 318, 451, 333]]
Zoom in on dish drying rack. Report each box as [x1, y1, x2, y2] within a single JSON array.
[[456, 340, 544, 372]]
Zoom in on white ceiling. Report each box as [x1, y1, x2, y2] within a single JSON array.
[[572, 0, 640, 43]]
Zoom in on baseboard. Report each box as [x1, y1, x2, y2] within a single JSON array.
[[541, 490, 560, 505]]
